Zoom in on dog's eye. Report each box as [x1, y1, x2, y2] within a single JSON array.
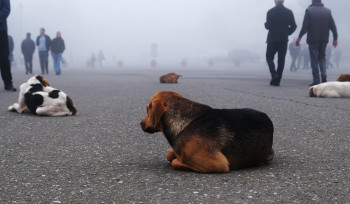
[[149, 103, 152, 109]]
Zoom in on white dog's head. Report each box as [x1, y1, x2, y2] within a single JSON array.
[[27, 75, 50, 87], [309, 87, 317, 97]]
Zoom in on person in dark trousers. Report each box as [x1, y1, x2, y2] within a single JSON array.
[[265, 0, 297, 86], [21, 33, 35, 74], [0, 0, 16, 91], [51, 31, 65, 75], [296, 0, 338, 86], [36, 28, 51, 75], [8, 34, 13, 67]]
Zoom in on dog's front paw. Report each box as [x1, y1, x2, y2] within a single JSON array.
[[8, 104, 15, 111], [166, 150, 177, 162]]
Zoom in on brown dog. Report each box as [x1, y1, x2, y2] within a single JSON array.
[[141, 91, 274, 173], [159, 73, 182, 83], [336, 74, 350, 82]]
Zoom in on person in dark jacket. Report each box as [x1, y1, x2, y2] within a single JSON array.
[[265, 0, 297, 86], [21, 32, 35, 74], [36, 28, 51, 75], [0, 0, 16, 91], [51, 31, 65, 75], [296, 0, 338, 86]]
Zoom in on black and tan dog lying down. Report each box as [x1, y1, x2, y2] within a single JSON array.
[[141, 91, 274, 173], [8, 75, 76, 116], [159, 73, 182, 83]]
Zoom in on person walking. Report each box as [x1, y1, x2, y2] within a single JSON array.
[[333, 48, 342, 68], [325, 44, 333, 69], [296, 0, 338, 86], [0, 0, 16, 91], [302, 45, 310, 69], [97, 50, 105, 68], [36, 28, 51, 75], [8, 34, 13, 67], [289, 39, 299, 72], [265, 0, 297, 86], [51, 31, 65, 75], [21, 32, 35, 74]]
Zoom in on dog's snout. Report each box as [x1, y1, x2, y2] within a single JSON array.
[[140, 121, 146, 130]]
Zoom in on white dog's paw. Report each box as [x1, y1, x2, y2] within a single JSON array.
[[8, 103, 19, 112], [8, 105, 15, 111]]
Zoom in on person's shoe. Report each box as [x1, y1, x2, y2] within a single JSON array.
[[270, 75, 280, 86], [274, 75, 281, 86], [309, 82, 319, 86], [322, 77, 327, 83], [273, 81, 280, 86], [4, 85, 17, 92]]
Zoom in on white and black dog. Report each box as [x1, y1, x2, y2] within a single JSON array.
[[309, 81, 350, 98], [8, 75, 77, 116]]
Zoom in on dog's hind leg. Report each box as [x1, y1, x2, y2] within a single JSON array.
[[166, 150, 177, 162], [171, 151, 230, 173], [171, 158, 197, 171], [11, 87, 28, 113], [36, 106, 71, 116], [172, 138, 230, 173]]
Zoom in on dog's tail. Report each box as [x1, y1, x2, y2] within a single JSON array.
[[66, 96, 77, 115], [309, 87, 316, 97]]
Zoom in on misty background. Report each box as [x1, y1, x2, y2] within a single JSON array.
[[7, 0, 350, 68]]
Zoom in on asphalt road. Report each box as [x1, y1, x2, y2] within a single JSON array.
[[1, 64, 349, 203]]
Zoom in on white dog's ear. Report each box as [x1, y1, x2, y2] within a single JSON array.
[[36, 75, 50, 87], [309, 87, 316, 97]]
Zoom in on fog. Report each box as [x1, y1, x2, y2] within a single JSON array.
[[7, 0, 350, 67]]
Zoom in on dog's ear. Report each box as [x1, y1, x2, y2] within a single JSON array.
[[36, 75, 50, 87], [309, 87, 316, 97], [152, 99, 166, 128]]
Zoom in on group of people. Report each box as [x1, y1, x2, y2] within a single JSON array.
[[22, 28, 66, 75], [87, 50, 105, 68], [0, 0, 341, 92], [265, 0, 338, 86], [289, 39, 342, 72], [1, 0, 66, 92], [1, 15, 66, 91]]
